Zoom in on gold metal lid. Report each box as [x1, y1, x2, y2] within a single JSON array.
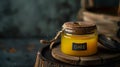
[[62, 21, 97, 35]]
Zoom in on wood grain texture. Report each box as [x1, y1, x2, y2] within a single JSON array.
[[83, 10, 120, 37], [51, 44, 120, 66], [34, 43, 120, 67], [52, 46, 80, 65]]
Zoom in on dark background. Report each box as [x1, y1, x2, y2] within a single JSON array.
[[0, 0, 119, 67]]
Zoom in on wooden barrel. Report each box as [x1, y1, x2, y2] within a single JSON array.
[[82, 7, 120, 37], [34, 42, 120, 67]]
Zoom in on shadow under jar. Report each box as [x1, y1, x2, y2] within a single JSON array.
[[61, 21, 98, 56]]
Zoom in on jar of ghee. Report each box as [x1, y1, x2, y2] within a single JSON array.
[[61, 21, 98, 56]]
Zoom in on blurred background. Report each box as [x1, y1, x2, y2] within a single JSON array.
[[0, 0, 119, 67]]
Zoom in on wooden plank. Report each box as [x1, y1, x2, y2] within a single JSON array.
[[83, 11, 119, 37], [84, 11, 120, 21], [34, 51, 40, 67], [51, 43, 120, 65], [34, 43, 120, 67], [98, 43, 120, 64], [80, 55, 101, 65], [99, 52, 120, 63], [52, 45, 80, 65]]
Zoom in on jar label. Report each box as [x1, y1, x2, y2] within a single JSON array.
[[72, 43, 87, 50]]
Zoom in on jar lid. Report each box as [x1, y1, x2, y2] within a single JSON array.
[[62, 21, 97, 35]]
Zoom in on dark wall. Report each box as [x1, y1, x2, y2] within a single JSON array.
[[0, 0, 119, 38], [0, 0, 80, 38]]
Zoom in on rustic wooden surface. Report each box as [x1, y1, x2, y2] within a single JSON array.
[[81, 7, 120, 37], [34, 43, 120, 67], [83, 11, 120, 37], [52, 43, 120, 66]]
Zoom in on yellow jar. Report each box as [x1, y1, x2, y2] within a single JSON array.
[[61, 21, 98, 56]]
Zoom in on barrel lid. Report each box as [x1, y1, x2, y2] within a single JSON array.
[[62, 21, 97, 35]]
